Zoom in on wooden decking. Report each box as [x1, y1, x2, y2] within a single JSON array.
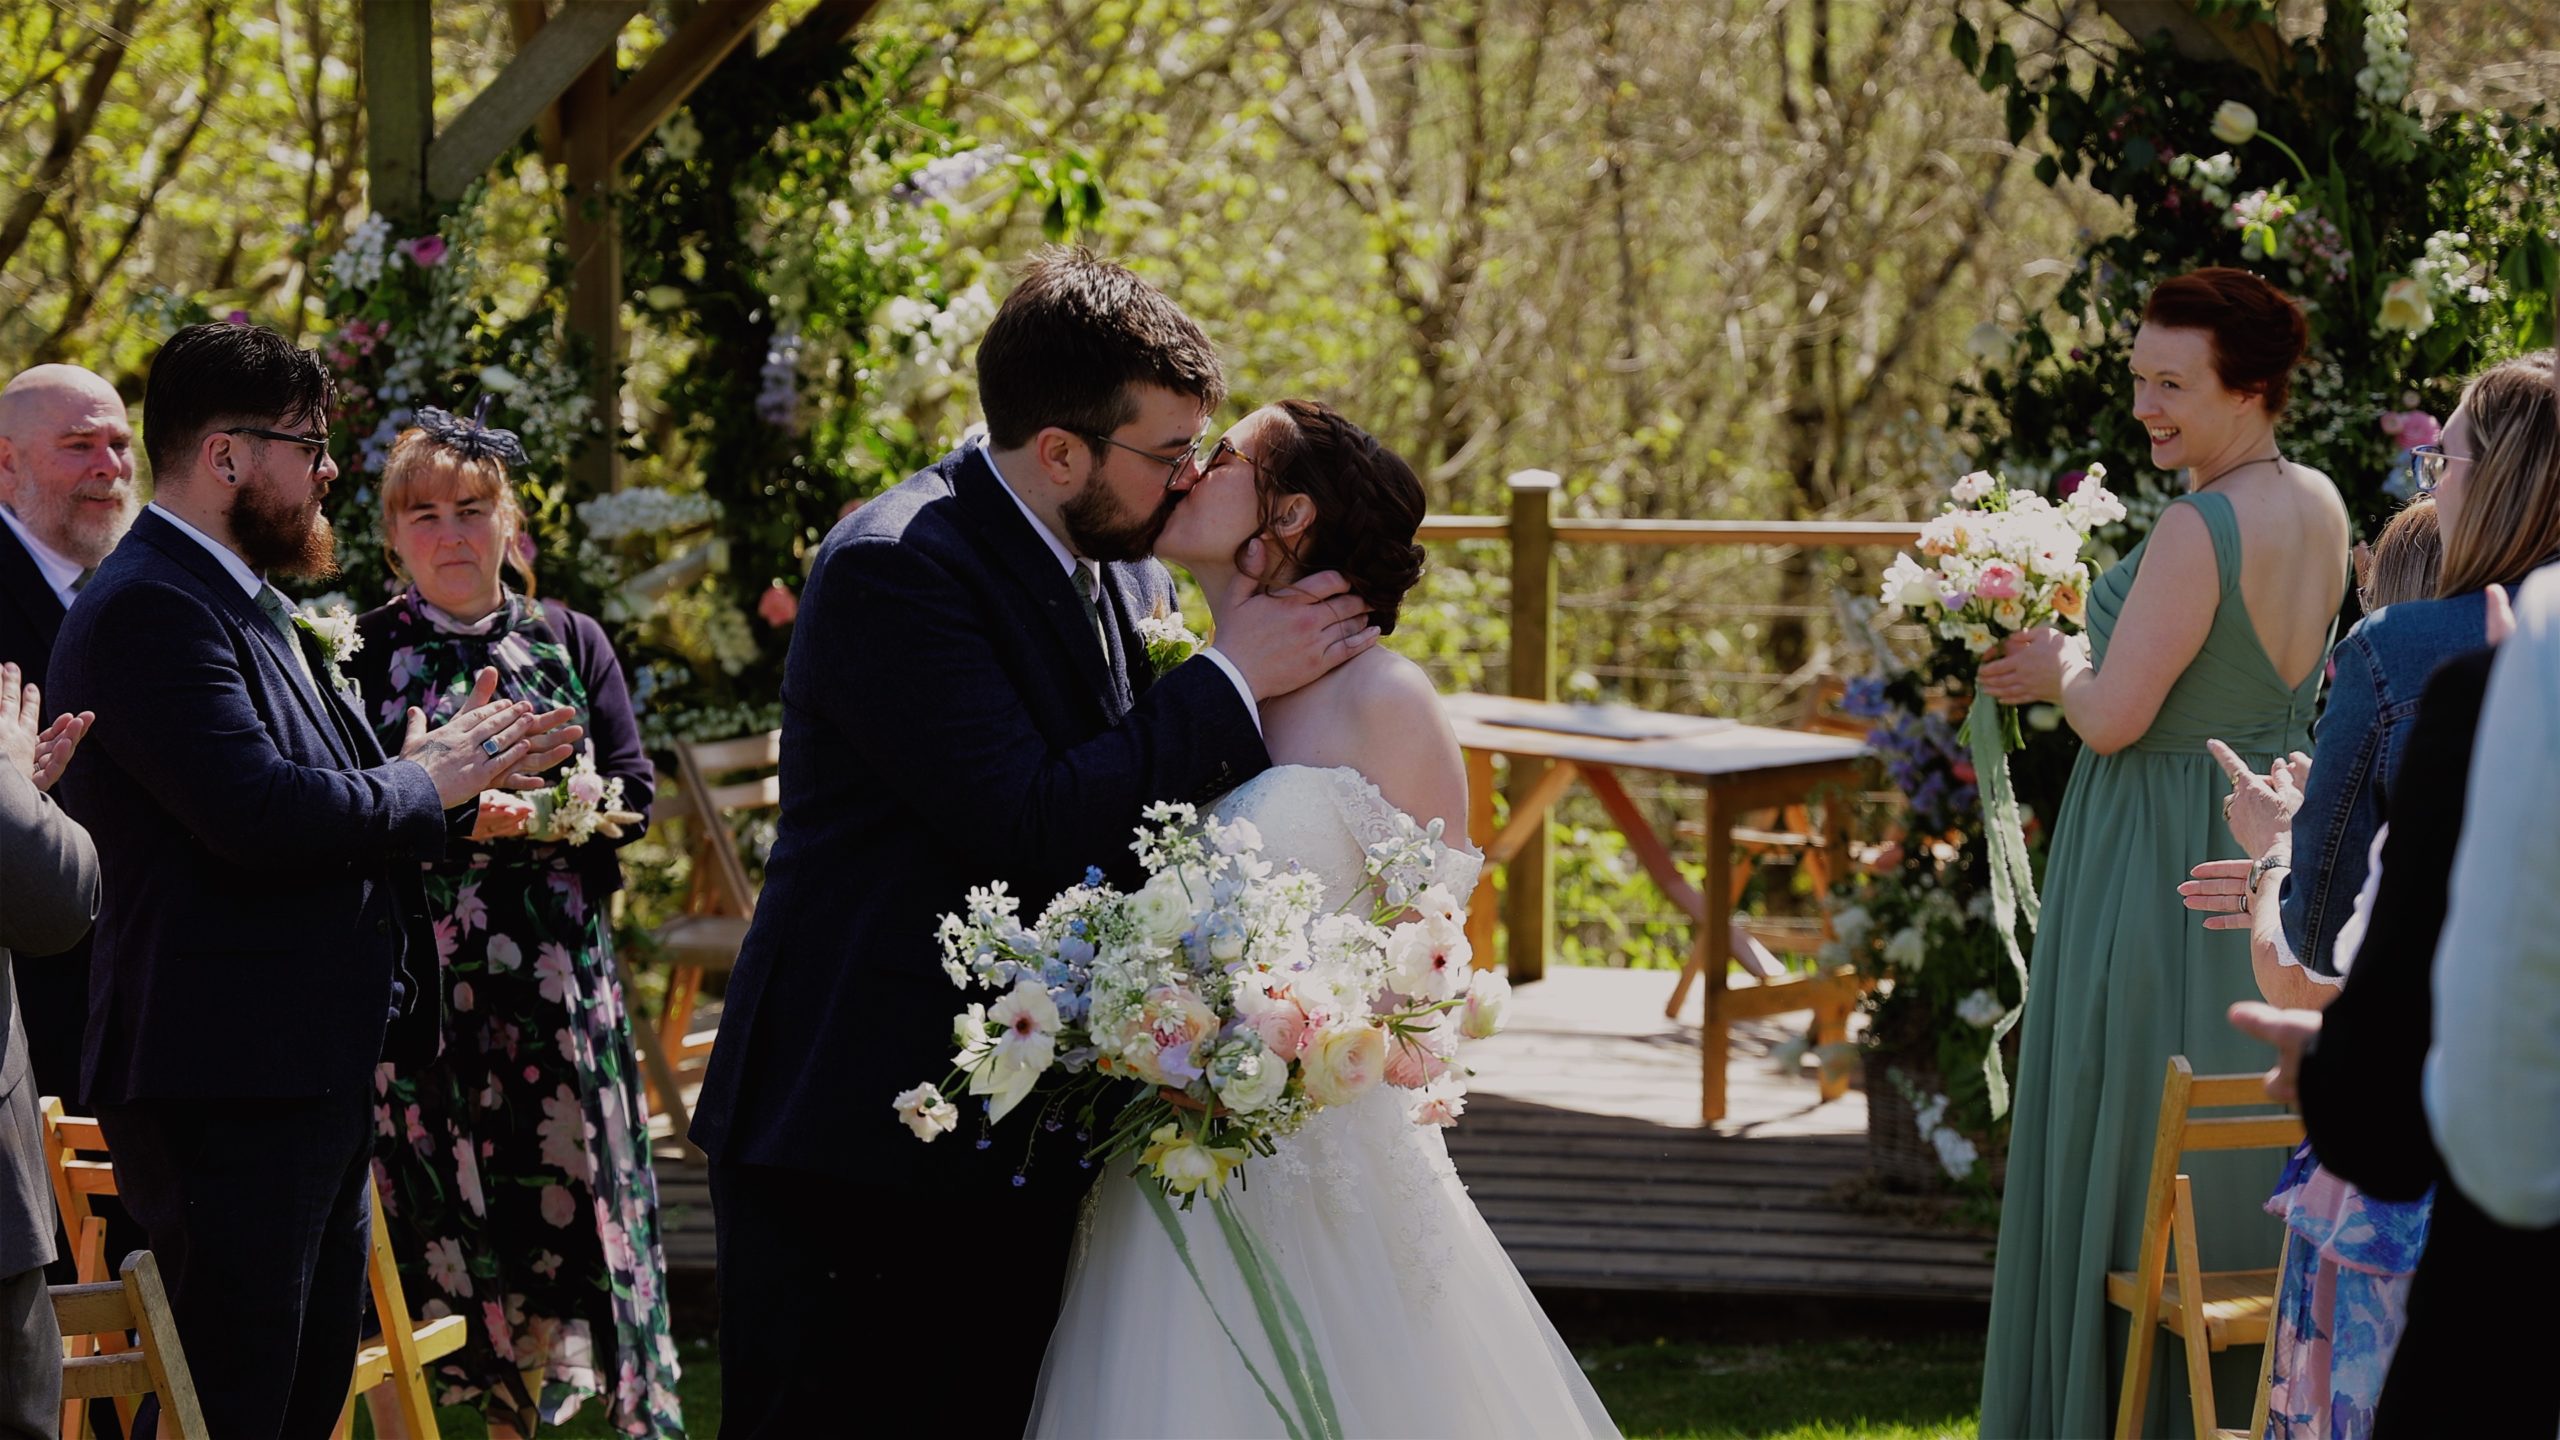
[[650, 966, 1996, 1307]]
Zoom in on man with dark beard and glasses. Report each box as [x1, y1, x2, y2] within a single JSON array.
[[46, 322, 589, 1439], [690, 247, 1383, 1437]]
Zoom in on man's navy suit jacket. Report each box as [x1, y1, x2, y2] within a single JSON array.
[[48, 508, 445, 1105]]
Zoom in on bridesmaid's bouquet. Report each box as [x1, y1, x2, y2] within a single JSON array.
[[893, 802, 1508, 1204], [1875, 465, 2124, 1117]]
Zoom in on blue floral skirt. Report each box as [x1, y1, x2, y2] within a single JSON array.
[[2261, 1143, 2430, 1440]]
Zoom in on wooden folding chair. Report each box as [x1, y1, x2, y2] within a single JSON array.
[[339, 1180, 465, 1440], [2105, 1057, 2304, 1439], [36, 1099, 460, 1440], [51, 1250, 209, 1440], [629, 728, 780, 1151]]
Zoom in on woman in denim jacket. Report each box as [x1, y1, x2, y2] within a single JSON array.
[[2181, 349, 2560, 1437]]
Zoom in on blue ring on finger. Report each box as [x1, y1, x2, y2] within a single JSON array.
[[481, 738, 503, 758]]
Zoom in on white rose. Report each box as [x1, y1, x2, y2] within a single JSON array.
[[1300, 1024, 1387, 1108], [1129, 869, 1195, 946], [2377, 275, 2435, 335], [1950, 470, 1997, 506], [1214, 1052, 1289, 1114]]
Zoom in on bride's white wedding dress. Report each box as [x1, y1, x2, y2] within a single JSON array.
[[1027, 764, 1622, 1439]]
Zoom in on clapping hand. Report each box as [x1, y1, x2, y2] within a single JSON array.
[[2228, 1000, 2322, 1106], [401, 666, 584, 810], [2206, 738, 2306, 862], [0, 662, 92, 792]]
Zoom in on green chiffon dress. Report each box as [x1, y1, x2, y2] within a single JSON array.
[[1979, 492, 2317, 1438]]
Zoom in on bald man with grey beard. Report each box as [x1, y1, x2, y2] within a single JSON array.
[[0, 365, 135, 1116]]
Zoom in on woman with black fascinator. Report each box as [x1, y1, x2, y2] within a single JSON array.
[[343, 402, 683, 1437]]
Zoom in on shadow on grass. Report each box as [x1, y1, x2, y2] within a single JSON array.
[[1579, 1334, 1983, 1440]]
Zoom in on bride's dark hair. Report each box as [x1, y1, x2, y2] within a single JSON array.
[[1237, 399, 1429, 634]]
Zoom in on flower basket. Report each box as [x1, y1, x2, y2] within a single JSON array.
[[1864, 1050, 2007, 1192]]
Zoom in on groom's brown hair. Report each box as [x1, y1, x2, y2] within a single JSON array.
[[976, 246, 1225, 450]]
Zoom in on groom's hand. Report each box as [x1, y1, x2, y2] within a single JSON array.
[[1213, 541, 1379, 700]]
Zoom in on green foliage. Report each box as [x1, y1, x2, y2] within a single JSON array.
[[1948, 1, 2560, 538], [1575, 1335, 1984, 1440]]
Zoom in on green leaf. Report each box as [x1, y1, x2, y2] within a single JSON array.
[[2123, 135, 2158, 174], [2006, 90, 2039, 145], [2034, 154, 2062, 187], [1950, 15, 1981, 74]]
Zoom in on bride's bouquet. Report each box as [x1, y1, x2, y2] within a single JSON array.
[[893, 801, 1509, 1205], [1875, 465, 2124, 1117]]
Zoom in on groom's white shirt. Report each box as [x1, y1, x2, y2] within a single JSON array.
[[979, 439, 1261, 734]]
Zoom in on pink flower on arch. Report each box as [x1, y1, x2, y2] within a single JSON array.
[[757, 583, 799, 627], [401, 235, 448, 267]]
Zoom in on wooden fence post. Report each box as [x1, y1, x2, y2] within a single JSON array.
[[1503, 470, 1561, 982], [361, 1, 434, 227], [561, 49, 622, 494]]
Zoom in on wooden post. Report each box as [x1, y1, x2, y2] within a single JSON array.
[[1502, 470, 1561, 983], [362, 0, 435, 226], [560, 50, 621, 494]]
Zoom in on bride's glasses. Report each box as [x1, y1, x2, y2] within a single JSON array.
[[1202, 436, 1261, 483]]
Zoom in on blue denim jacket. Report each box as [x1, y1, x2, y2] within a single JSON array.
[[2279, 588, 2490, 973]]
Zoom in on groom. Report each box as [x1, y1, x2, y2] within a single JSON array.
[[693, 247, 1377, 1435]]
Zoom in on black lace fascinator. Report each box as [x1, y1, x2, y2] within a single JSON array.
[[413, 395, 530, 468]]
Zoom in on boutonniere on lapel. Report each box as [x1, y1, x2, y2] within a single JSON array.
[[1134, 600, 1201, 676], [293, 602, 364, 693]]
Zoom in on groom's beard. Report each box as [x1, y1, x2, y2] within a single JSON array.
[[1061, 473, 1178, 564], [233, 473, 341, 581]]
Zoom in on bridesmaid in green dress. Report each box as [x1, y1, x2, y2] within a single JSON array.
[[1975, 268, 2351, 1438]]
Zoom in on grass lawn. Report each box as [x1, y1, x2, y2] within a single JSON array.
[[369, 1334, 1980, 1438]]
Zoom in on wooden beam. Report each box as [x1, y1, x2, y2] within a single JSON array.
[[362, 0, 435, 225], [609, 0, 784, 165], [2095, 0, 2287, 90], [509, 1, 566, 168], [426, 0, 644, 203], [763, 0, 887, 77], [562, 49, 622, 494]]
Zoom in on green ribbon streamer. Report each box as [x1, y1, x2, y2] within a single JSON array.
[[1142, 1184, 1344, 1440], [1969, 697, 2041, 1120]]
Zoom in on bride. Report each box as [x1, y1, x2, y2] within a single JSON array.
[[1027, 400, 1620, 1439]]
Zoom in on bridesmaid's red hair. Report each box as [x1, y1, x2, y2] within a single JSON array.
[[2142, 267, 2311, 414]]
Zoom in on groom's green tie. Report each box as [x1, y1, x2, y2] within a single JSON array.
[[1072, 564, 1109, 655], [254, 585, 319, 693]]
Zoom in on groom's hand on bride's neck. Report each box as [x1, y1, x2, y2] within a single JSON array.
[[1214, 542, 1379, 701]]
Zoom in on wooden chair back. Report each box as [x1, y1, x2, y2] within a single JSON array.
[[628, 727, 782, 1152], [35, 1099, 457, 1440], [52, 1251, 209, 1440], [2107, 1057, 2305, 1439]]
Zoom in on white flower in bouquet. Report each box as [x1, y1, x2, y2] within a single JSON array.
[[1300, 1023, 1388, 1108], [524, 751, 636, 846], [1459, 970, 1511, 1040], [1211, 1044, 1290, 1114], [1408, 1073, 1469, 1128], [1384, 916, 1471, 1001], [893, 1083, 959, 1140], [1949, 469, 1997, 505], [1135, 608, 1202, 675]]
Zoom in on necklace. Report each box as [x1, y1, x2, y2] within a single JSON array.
[[2193, 452, 2286, 491]]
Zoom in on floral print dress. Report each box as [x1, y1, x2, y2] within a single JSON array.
[[356, 590, 683, 1436]]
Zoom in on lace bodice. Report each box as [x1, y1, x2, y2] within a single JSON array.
[[1206, 764, 1484, 910]]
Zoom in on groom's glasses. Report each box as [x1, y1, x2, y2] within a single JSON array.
[[1082, 431, 1205, 491], [224, 425, 332, 478]]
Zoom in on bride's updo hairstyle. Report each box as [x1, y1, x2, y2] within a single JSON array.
[[1242, 399, 1429, 634], [2141, 266, 2311, 414]]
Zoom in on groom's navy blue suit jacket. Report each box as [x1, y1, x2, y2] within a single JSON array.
[[47, 508, 447, 1105], [691, 445, 1270, 1183]]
